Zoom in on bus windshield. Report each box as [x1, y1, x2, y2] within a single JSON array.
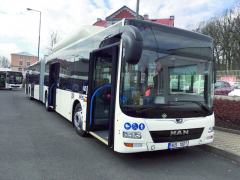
[[7, 72, 22, 84], [119, 21, 213, 119]]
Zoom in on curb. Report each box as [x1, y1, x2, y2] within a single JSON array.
[[198, 144, 240, 164], [214, 126, 240, 135]]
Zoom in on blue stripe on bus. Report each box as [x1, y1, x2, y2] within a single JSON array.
[[49, 83, 55, 103], [90, 85, 111, 126]]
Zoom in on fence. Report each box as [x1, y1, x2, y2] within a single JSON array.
[[216, 70, 240, 82]]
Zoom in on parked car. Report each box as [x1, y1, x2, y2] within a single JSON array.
[[170, 79, 190, 90], [228, 84, 240, 96], [232, 82, 240, 89], [214, 81, 234, 95], [193, 80, 204, 94]]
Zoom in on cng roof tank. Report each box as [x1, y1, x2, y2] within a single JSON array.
[[52, 25, 105, 53]]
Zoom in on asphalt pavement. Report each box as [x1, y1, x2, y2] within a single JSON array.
[[0, 89, 239, 180]]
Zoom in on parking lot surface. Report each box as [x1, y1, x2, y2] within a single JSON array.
[[0, 89, 239, 180]]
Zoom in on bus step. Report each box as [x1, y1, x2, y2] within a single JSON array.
[[89, 131, 109, 145]]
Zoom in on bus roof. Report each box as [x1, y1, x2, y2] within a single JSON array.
[[52, 25, 105, 54], [46, 20, 124, 63], [0, 67, 12, 71], [125, 19, 213, 42]]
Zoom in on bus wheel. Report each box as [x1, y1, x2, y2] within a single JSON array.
[[74, 104, 86, 137], [9, 88, 12, 90], [45, 95, 51, 111], [28, 88, 32, 100]]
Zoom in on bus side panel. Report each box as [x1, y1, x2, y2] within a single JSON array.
[[39, 60, 45, 102], [34, 85, 39, 100], [55, 88, 61, 114], [25, 83, 27, 94], [57, 89, 72, 121]]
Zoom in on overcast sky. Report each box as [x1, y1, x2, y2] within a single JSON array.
[[0, 0, 238, 61]]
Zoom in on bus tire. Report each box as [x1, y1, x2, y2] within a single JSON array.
[[45, 94, 51, 111], [9, 88, 12, 90], [74, 103, 87, 137], [28, 88, 33, 100]]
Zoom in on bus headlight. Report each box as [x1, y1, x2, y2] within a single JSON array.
[[208, 127, 214, 133], [123, 132, 142, 139]]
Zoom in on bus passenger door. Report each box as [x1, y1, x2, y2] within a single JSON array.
[[25, 73, 29, 94], [86, 44, 119, 147], [48, 63, 60, 110], [0, 73, 5, 88]]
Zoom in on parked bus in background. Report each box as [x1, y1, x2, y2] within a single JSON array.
[[0, 68, 23, 90], [25, 19, 216, 153]]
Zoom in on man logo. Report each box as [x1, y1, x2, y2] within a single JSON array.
[[170, 130, 189, 136]]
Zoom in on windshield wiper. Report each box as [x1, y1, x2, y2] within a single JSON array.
[[136, 104, 181, 114], [174, 101, 210, 113]]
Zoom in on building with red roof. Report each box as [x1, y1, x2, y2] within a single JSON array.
[[93, 5, 174, 28]]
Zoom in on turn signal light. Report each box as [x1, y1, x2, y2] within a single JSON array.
[[124, 143, 133, 148]]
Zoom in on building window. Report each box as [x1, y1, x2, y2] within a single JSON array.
[[27, 57, 31, 60], [24, 68, 26, 71], [18, 68, 22, 72], [19, 61, 23, 65], [27, 62, 30, 67], [20, 56, 23, 59]]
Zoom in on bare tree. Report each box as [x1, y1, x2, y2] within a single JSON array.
[[45, 30, 62, 55], [0, 56, 10, 68], [189, 6, 240, 71]]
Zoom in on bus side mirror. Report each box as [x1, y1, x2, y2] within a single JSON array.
[[120, 26, 143, 65], [213, 56, 217, 83], [121, 31, 143, 65]]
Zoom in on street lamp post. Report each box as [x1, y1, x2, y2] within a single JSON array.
[[27, 8, 41, 61]]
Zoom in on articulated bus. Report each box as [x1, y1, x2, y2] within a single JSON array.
[[25, 19, 216, 153], [0, 68, 23, 90]]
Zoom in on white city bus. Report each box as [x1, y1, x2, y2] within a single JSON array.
[[0, 68, 23, 90], [26, 19, 216, 153]]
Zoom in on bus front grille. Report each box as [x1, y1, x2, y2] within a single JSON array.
[[150, 128, 204, 143]]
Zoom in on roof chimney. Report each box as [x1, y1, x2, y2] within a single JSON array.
[[170, 15, 175, 20], [143, 14, 149, 19], [97, 18, 102, 22]]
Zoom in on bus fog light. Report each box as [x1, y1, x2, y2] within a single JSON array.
[[208, 127, 214, 133], [134, 132, 141, 139], [123, 132, 141, 139], [199, 139, 202, 144]]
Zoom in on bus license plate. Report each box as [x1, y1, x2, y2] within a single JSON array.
[[169, 141, 189, 149]]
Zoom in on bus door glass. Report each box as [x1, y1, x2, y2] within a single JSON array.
[[0, 72, 5, 88], [87, 45, 119, 146], [48, 63, 60, 108], [26, 73, 29, 94]]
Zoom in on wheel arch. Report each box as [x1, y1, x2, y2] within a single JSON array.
[[45, 90, 48, 102], [72, 100, 82, 127]]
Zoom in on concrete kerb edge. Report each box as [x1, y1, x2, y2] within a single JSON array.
[[214, 126, 240, 135], [198, 144, 240, 164]]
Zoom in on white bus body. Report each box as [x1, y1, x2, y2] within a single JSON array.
[[0, 68, 23, 90], [26, 19, 215, 153]]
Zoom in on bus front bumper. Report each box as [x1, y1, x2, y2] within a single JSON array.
[[146, 132, 214, 151], [115, 132, 214, 153]]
